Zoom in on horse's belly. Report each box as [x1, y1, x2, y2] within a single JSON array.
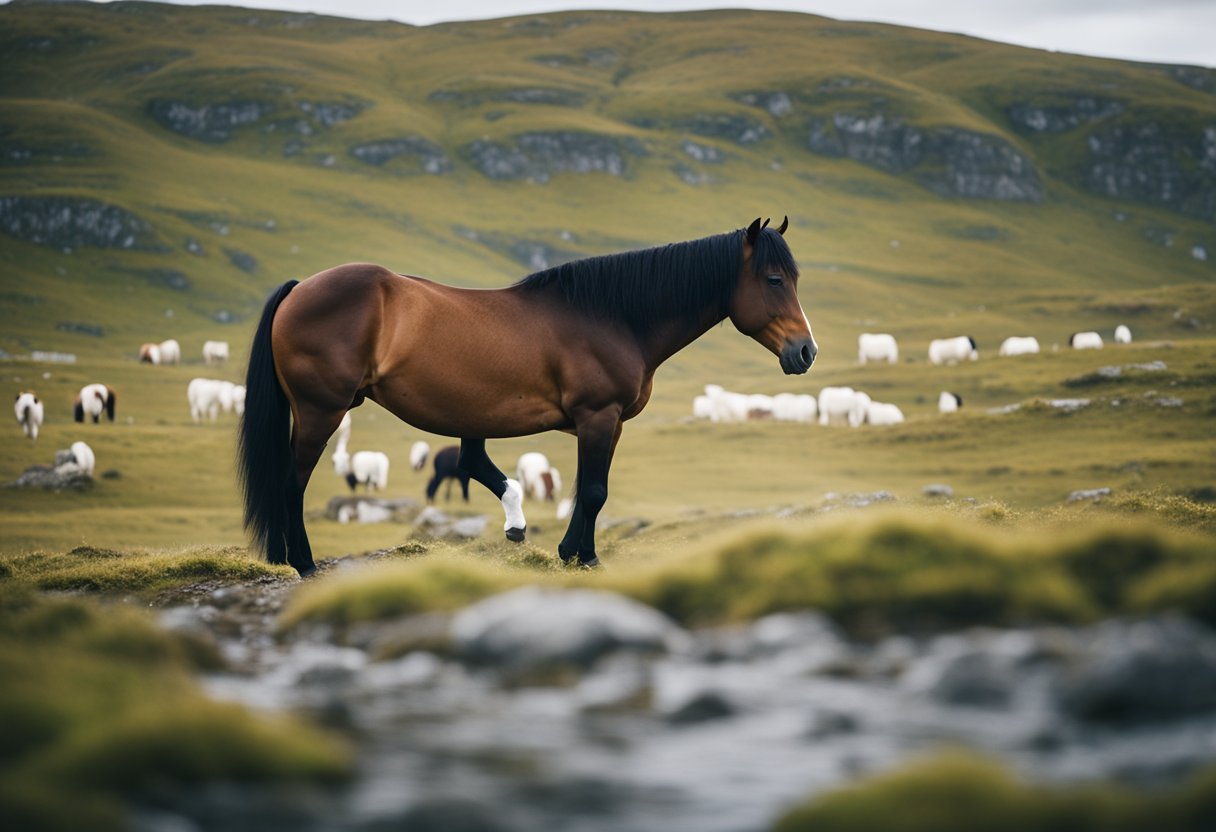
[[369, 377, 571, 439]]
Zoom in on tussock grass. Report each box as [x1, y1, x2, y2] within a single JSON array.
[[772, 752, 1216, 832], [281, 507, 1216, 638], [0, 545, 292, 594], [0, 588, 351, 830]]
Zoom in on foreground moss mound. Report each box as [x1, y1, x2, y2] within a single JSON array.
[[0, 589, 351, 831], [622, 512, 1216, 635], [773, 753, 1216, 832], [0, 545, 292, 594], [281, 510, 1216, 638]]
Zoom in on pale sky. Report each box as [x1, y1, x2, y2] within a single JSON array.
[[80, 0, 1216, 67]]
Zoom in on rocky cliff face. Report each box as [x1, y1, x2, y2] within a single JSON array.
[[349, 137, 450, 173], [463, 132, 647, 182], [0, 195, 161, 251], [146, 97, 365, 143], [1007, 96, 1124, 134], [1084, 120, 1216, 222], [808, 113, 1043, 202]]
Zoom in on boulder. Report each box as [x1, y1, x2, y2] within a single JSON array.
[[451, 587, 683, 672]]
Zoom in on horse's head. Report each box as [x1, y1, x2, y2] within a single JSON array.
[[729, 217, 817, 375]]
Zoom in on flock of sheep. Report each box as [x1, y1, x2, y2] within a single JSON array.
[[13, 338, 237, 483], [693, 324, 1134, 428], [328, 408, 571, 519]]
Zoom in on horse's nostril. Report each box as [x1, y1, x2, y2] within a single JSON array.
[[800, 345, 812, 364]]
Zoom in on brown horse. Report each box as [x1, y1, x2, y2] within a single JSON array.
[[238, 217, 816, 576]]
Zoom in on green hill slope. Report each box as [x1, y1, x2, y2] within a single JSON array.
[[1, 1, 1214, 368]]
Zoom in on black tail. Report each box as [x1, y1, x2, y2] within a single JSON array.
[[74, 396, 84, 423], [238, 280, 299, 563], [104, 387, 116, 422]]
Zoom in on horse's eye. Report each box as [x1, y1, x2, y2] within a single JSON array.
[[767, 275, 783, 287]]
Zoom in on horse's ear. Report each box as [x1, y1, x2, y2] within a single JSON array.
[[777, 216, 789, 236], [761, 217, 770, 230], [746, 217, 762, 246]]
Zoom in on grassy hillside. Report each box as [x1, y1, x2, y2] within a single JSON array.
[[1, 2, 1213, 560], [1, 1, 1213, 366]]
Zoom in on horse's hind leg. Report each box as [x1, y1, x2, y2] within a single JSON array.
[[285, 403, 347, 576], [457, 438, 526, 542]]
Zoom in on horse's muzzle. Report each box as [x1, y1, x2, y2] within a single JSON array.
[[779, 338, 817, 375]]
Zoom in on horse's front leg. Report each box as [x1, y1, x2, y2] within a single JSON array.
[[458, 438, 526, 541], [559, 408, 622, 568]]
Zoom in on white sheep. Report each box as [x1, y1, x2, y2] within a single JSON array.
[[858, 332, 899, 364], [998, 336, 1040, 357], [928, 336, 978, 365], [1069, 331, 1104, 350], [15, 392, 44, 440]]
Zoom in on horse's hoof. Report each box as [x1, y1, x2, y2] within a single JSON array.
[[505, 526, 526, 543], [296, 565, 318, 579], [578, 556, 602, 569], [557, 547, 576, 563]]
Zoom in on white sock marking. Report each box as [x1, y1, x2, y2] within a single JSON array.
[[502, 479, 526, 531]]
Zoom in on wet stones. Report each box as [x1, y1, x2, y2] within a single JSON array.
[[451, 587, 684, 673]]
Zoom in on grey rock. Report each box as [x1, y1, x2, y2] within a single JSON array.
[[1007, 96, 1123, 134], [807, 114, 1042, 202], [463, 131, 646, 182], [0, 195, 160, 251], [922, 484, 954, 498], [1055, 617, 1216, 722], [1068, 487, 1112, 502], [7, 459, 91, 491], [147, 99, 276, 142], [350, 136, 451, 173], [1085, 121, 1216, 222], [451, 587, 683, 671], [666, 690, 737, 725]]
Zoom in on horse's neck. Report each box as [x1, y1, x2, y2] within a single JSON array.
[[638, 307, 728, 371]]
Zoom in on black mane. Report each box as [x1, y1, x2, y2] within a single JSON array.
[[513, 227, 797, 333]]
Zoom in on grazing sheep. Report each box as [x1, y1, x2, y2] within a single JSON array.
[[409, 440, 431, 471], [158, 339, 181, 364], [1114, 324, 1132, 344], [139, 343, 161, 364], [928, 336, 978, 365], [187, 378, 231, 423], [939, 391, 963, 413], [819, 386, 869, 427], [998, 336, 1040, 357], [771, 392, 817, 422], [1069, 331, 1104, 350], [745, 393, 776, 420], [74, 384, 116, 423], [516, 452, 563, 501], [703, 384, 750, 423], [858, 332, 899, 364], [202, 340, 230, 364], [692, 395, 714, 420], [69, 440, 95, 477], [866, 401, 905, 426], [15, 392, 44, 440], [333, 448, 390, 491]]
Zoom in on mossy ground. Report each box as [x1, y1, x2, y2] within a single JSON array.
[[0, 588, 351, 831], [772, 752, 1216, 832]]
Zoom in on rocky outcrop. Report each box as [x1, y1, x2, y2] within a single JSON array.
[[675, 113, 769, 145], [223, 248, 257, 273], [429, 87, 587, 108], [1007, 96, 1124, 134], [463, 131, 646, 182], [808, 113, 1042, 201], [734, 90, 794, 118], [1085, 120, 1216, 221], [1168, 66, 1216, 95], [147, 97, 365, 143], [0, 195, 161, 251], [349, 136, 450, 173], [147, 99, 276, 142]]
